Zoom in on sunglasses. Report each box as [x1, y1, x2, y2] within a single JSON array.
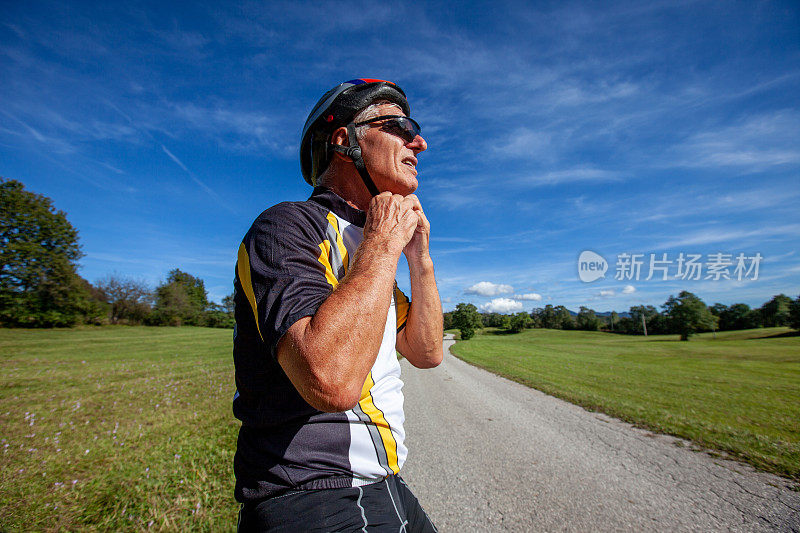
[[354, 115, 422, 144]]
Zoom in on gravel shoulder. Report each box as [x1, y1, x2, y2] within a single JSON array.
[[399, 335, 800, 532]]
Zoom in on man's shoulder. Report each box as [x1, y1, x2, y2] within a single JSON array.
[[248, 198, 326, 237], [256, 197, 324, 223]]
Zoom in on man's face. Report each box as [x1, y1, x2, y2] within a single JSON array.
[[358, 103, 427, 196]]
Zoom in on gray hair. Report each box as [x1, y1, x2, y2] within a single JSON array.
[[353, 100, 403, 139]]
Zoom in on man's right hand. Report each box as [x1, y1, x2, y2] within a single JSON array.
[[362, 192, 420, 257]]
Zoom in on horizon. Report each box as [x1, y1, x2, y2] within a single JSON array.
[[2, 1, 799, 314]]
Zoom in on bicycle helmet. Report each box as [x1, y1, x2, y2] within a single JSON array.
[[300, 78, 410, 195]]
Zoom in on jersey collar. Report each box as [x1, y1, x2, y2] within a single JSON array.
[[309, 187, 367, 227]]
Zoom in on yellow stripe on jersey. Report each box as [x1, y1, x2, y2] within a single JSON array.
[[237, 243, 263, 342], [359, 372, 400, 474], [317, 240, 338, 288], [326, 212, 349, 274], [394, 285, 410, 332]]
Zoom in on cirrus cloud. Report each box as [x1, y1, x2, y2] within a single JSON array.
[[515, 293, 542, 301]]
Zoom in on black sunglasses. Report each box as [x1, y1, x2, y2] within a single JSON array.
[[353, 115, 422, 143]]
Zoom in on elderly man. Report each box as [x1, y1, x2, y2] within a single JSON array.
[[233, 79, 443, 532]]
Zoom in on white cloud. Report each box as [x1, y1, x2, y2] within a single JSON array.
[[599, 289, 615, 297], [494, 127, 553, 158], [465, 281, 514, 296], [622, 285, 636, 294], [515, 293, 542, 301], [656, 224, 800, 249], [517, 167, 623, 186], [665, 111, 800, 171], [480, 298, 523, 314]]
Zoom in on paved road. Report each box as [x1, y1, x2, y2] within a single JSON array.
[[399, 335, 800, 532]]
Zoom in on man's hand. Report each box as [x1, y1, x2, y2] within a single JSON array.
[[362, 192, 420, 258], [392, 193, 442, 369], [400, 194, 431, 268]]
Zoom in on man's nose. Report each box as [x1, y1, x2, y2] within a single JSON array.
[[408, 134, 427, 153]]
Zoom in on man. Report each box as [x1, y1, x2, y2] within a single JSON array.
[[233, 79, 443, 532]]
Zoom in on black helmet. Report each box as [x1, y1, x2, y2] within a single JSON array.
[[300, 78, 410, 188]]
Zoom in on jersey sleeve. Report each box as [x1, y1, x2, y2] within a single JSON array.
[[394, 284, 411, 333], [235, 204, 334, 358]]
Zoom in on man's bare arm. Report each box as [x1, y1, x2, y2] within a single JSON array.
[[276, 193, 418, 412], [396, 196, 444, 368]]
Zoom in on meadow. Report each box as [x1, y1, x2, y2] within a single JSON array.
[[0, 327, 238, 531], [2, 326, 798, 531], [450, 327, 800, 481]]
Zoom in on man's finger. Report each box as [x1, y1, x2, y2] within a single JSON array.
[[415, 208, 430, 231]]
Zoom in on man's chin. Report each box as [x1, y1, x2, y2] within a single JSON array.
[[383, 179, 418, 196]]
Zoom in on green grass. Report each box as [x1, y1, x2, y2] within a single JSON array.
[[450, 327, 800, 481], [0, 326, 238, 532]]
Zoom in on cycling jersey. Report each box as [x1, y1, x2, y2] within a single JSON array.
[[232, 187, 411, 503]]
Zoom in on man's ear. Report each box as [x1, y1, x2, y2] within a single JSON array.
[[330, 126, 351, 161]]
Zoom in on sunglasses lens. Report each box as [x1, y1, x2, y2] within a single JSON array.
[[358, 115, 422, 143], [388, 117, 421, 143]]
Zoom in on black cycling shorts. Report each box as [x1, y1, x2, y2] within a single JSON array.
[[237, 475, 438, 532]]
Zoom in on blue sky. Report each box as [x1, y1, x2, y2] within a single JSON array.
[[2, 0, 799, 313]]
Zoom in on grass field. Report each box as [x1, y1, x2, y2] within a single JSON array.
[[3, 326, 798, 530], [450, 327, 800, 481], [0, 326, 238, 532]]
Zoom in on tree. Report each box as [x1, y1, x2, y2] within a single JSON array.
[[200, 293, 235, 329], [150, 269, 209, 326], [716, 303, 760, 331], [539, 305, 559, 329], [576, 306, 602, 331], [629, 305, 659, 335], [480, 312, 506, 328], [790, 296, 800, 331], [760, 294, 792, 327], [221, 293, 235, 315], [555, 306, 574, 330], [662, 291, 717, 341], [529, 307, 544, 328], [442, 311, 454, 331], [508, 311, 531, 333], [0, 178, 97, 327], [608, 311, 620, 332], [452, 303, 482, 340], [96, 274, 152, 324]]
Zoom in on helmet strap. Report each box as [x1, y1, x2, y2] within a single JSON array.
[[330, 123, 380, 197]]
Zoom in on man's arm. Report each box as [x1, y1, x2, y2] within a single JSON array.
[[276, 193, 418, 413], [396, 196, 444, 368]]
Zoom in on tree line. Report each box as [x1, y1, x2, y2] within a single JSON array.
[[4, 178, 799, 334], [1, 178, 234, 328], [446, 291, 800, 341]]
